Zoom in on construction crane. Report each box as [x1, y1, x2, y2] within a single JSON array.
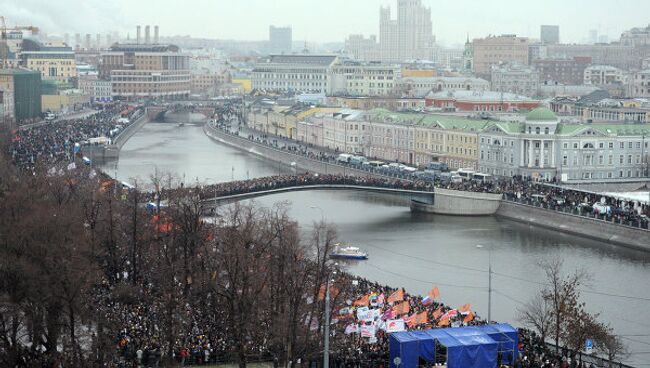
[[1, 16, 40, 68]]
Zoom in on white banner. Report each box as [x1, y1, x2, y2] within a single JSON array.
[[385, 319, 406, 333], [345, 324, 359, 334], [360, 324, 376, 338], [356, 306, 370, 320]]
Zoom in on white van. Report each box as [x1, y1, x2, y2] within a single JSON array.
[[337, 153, 353, 164]]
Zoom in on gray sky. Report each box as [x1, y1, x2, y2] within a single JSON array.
[[4, 0, 650, 46]]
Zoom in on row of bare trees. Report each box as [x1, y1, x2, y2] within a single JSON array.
[[518, 258, 628, 362], [0, 140, 340, 367]]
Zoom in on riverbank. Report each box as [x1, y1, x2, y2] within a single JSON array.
[[204, 123, 650, 251]]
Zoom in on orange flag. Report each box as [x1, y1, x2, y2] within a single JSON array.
[[428, 287, 440, 300], [318, 285, 340, 301], [463, 312, 474, 323], [387, 288, 404, 304], [459, 303, 471, 314], [432, 307, 443, 320], [353, 294, 369, 307], [415, 311, 428, 325], [392, 301, 410, 315], [437, 317, 450, 327]]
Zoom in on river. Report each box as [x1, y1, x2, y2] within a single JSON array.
[[100, 122, 650, 366]]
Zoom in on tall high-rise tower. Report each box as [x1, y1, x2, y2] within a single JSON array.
[[379, 0, 434, 62]]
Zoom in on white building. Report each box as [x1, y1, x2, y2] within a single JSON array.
[[490, 63, 540, 97], [396, 76, 489, 98], [628, 69, 650, 98], [584, 65, 626, 85], [344, 35, 380, 61], [379, 0, 435, 62], [329, 62, 400, 96], [251, 55, 338, 94]]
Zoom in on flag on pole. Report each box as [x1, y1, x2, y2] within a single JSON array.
[[354, 294, 369, 307], [463, 312, 474, 323], [392, 301, 410, 315], [459, 304, 471, 314], [428, 287, 440, 300], [438, 317, 450, 327], [422, 295, 432, 306], [377, 293, 385, 306], [387, 288, 404, 304], [432, 307, 443, 320]]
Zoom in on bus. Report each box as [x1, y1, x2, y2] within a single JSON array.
[[337, 153, 353, 164], [471, 173, 493, 183]]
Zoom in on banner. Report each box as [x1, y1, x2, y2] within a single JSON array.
[[392, 301, 410, 315], [459, 304, 471, 314], [385, 319, 406, 333], [360, 324, 375, 338], [429, 287, 440, 300], [381, 308, 395, 321], [463, 311, 474, 323], [357, 308, 374, 322], [345, 324, 359, 334], [354, 294, 369, 307]]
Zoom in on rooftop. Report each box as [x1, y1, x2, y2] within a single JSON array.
[[427, 90, 534, 102], [367, 108, 494, 132], [526, 107, 557, 122], [267, 55, 337, 66]]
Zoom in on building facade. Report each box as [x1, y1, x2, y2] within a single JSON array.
[[20, 40, 77, 83], [490, 63, 540, 97], [628, 69, 650, 98], [379, 0, 434, 62], [532, 57, 592, 85], [251, 55, 338, 94], [425, 90, 540, 112], [269, 26, 292, 54], [329, 62, 399, 96], [479, 108, 650, 181], [0, 69, 42, 123], [540, 25, 560, 44], [472, 35, 530, 78], [584, 65, 626, 85], [100, 44, 191, 98], [344, 35, 380, 61], [396, 76, 489, 98]]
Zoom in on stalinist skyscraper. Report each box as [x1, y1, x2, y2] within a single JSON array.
[[379, 0, 435, 62]]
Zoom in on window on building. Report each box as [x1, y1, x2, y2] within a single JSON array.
[[545, 127, 549, 134], [563, 156, 568, 166], [535, 127, 541, 134]]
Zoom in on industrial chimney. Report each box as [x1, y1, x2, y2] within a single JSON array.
[[145, 25, 150, 44], [154, 25, 159, 44], [136, 25, 141, 44], [96, 34, 101, 49]]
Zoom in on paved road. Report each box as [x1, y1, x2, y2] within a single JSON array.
[[19, 109, 100, 130]]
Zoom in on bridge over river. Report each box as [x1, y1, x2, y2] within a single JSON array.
[[202, 181, 506, 216]]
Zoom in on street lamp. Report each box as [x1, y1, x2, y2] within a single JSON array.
[[476, 244, 492, 323], [324, 263, 338, 368]]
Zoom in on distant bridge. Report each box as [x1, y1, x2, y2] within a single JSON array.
[[200, 182, 503, 216], [146, 105, 217, 122]]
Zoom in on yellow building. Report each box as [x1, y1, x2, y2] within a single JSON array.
[[232, 78, 252, 93], [20, 42, 77, 82], [401, 68, 437, 78], [42, 92, 89, 113]]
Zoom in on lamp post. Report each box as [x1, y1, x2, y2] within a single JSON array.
[[476, 244, 492, 323]]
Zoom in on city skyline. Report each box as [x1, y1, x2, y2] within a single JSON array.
[[4, 0, 650, 46]]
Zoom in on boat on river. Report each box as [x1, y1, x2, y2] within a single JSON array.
[[330, 244, 368, 260]]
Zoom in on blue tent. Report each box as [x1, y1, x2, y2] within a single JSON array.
[[481, 323, 519, 365], [389, 332, 419, 368], [388, 324, 518, 368]]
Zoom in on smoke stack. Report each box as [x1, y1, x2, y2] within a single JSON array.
[[96, 34, 101, 49], [136, 25, 141, 44], [145, 25, 150, 44], [75, 33, 81, 50], [85, 34, 91, 50], [154, 25, 159, 44]]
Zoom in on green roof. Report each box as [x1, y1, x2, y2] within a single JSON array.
[[367, 108, 494, 132], [526, 107, 557, 122], [556, 123, 650, 136]]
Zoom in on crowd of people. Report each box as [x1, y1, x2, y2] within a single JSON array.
[[8, 104, 142, 170]]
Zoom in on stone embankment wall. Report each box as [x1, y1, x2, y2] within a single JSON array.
[[83, 113, 149, 161], [411, 188, 502, 216], [496, 201, 650, 251]]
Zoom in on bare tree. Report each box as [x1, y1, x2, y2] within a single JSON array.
[[517, 292, 553, 342]]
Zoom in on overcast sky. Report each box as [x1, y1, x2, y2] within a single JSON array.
[[4, 0, 650, 47]]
